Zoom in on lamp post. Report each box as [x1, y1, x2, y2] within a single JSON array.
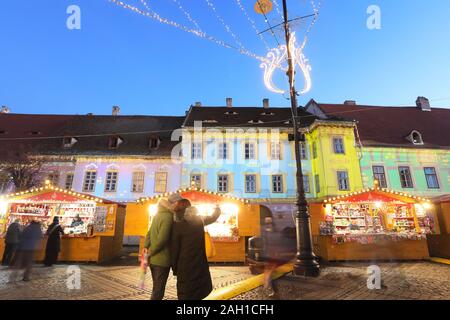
[[281, 0, 320, 277]]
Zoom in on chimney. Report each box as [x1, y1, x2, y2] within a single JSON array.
[[416, 96, 431, 112], [226, 98, 233, 108], [1, 106, 10, 114], [194, 102, 202, 107], [263, 98, 270, 109], [112, 106, 120, 116], [344, 100, 356, 105]]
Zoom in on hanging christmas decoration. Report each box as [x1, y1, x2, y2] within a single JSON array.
[[254, 0, 273, 15], [260, 32, 312, 95]]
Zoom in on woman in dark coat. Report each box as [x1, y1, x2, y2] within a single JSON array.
[[171, 200, 221, 300], [44, 217, 64, 267]]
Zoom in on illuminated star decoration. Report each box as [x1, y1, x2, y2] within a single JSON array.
[[260, 32, 312, 95]]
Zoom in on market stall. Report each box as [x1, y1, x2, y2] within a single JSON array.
[[427, 195, 450, 259], [309, 186, 437, 261], [128, 186, 261, 262], [0, 185, 126, 263]]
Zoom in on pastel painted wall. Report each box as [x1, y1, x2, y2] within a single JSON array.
[[71, 157, 181, 202], [181, 123, 363, 200], [181, 129, 313, 200], [360, 147, 450, 197], [308, 124, 364, 198]]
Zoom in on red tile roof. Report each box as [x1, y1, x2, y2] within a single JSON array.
[[308, 101, 450, 149]]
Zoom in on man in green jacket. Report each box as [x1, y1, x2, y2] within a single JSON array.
[[144, 193, 183, 300]]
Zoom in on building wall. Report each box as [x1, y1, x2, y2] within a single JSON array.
[[181, 129, 311, 200], [181, 123, 363, 200], [68, 157, 181, 202], [308, 125, 364, 198], [360, 147, 450, 197]]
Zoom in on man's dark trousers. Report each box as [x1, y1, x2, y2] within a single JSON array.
[[150, 264, 170, 300]]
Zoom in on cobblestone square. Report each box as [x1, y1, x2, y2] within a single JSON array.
[[235, 261, 450, 300]]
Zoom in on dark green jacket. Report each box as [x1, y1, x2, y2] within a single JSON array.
[[144, 205, 173, 267]]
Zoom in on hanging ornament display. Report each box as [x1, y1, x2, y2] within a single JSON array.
[[254, 0, 273, 15], [260, 32, 312, 95]]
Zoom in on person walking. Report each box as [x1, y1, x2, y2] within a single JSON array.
[[171, 200, 221, 300], [44, 217, 65, 267], [10, 220, 43, 282], [2, 219, 22, 267], [143, 193, 183, 300]]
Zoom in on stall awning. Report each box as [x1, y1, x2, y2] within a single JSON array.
[[0, 185, 125, 206], [136, 186, 249, 204], [322, 187, 431, 205]]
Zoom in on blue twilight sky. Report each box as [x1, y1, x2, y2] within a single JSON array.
[[0, 0, 449, 116]]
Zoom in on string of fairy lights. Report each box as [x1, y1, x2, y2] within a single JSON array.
[[235, 0, 271, 51], [107, 0, 323, 92]]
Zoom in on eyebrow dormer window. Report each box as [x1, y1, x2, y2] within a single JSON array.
[[63, 137, 78, 148], [30, 131, 42, 135], [109, 136, 123, 149], [248, 120, 264, 124], [224, 111, 238, 115], [407, 130, 424, 145]]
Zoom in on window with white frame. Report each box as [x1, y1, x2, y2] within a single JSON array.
[[64, 173, 74, 190], [132, 171, 145, 193], [105, 171, 118, 192], [424, 167, 439, 189], [154, 172, 168, 193], [270, 142, 281, 160], [333, 137, 345, 154], [218, 142, 228, 160], [191, 142, 202, 159], [217, 174, 229, 193], [190, 174, 202, 188], [82, 170, 97, 192], [245, 174, 257, 193], [372, 166, 387, 188], [337, 171, 350, 191], [272, 175, 283, 193], [399, 166, 414, 188], [300, 142, 308, 160], [244, 142, 256, 160], [302, 175, 310, 193]]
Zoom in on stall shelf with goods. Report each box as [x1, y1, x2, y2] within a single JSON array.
[[309, 185, 437, 261], [127, 187, 261, 262], [0, 186, 126, 263]]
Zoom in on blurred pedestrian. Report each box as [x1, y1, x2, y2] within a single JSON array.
[[261, 216, 282, 297], [10, 220, 43, 282], [2, 219, 21, 267], [171, 200, 221, 300], [143, 193, 183, 300], [44, 217, 65, 267]]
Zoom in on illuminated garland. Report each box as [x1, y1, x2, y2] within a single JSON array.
[[0, 185, 106, 204], [204, 0, 246, 50], [235, 0, 270, 51], [108, 0, 268, 63], [323, 187, 432, 204], [136, 186, 250, 204]]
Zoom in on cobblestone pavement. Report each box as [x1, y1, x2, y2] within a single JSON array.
[[0, 264, 253, 300], [234, 261, 450, 300]]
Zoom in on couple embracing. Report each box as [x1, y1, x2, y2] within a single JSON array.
[[143, 193, 221, 300]]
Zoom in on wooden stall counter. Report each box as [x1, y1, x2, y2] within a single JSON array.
[[132, 187, 261, 263], [309, 186, 436, 262], [0, 186, 126, 264], [314, 235, 429, 262]]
